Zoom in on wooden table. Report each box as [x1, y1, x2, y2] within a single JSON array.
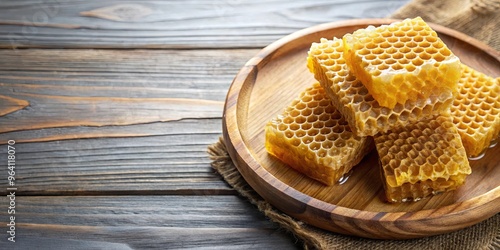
[[0, 1, 410, 248]]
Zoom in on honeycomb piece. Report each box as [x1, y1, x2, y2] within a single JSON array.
[[451, 64, 500, 157], [374, 114, 471, 202], [307, 37, 453, 136], [343, 17, 461, 108], [265, 83, 373, 185]]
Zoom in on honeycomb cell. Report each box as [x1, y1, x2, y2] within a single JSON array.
[[342, 17, 461, 109], [374, 114, 471, 202], [265, 83, 374, 185], [307, 37, 453, 136], [450, 64, 500, 157]]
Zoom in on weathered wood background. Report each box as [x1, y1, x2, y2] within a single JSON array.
[[0, 0, 410, 248]]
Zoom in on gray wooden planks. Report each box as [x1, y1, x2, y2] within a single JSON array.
[[0, 48, 252, 194], [0, 0, 410, 48], [0, 195, 300, 249]]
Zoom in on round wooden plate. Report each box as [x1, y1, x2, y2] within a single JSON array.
[[222, 19, 500, 239]]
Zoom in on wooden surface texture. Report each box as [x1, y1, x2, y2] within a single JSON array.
[[0, 0, 407, 49], [10, 0, 496, 248]]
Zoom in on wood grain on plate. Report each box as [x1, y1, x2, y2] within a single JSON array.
[[223, 19, 500, 239]]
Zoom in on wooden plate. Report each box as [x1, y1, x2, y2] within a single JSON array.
[[222, 19, 500, 239]]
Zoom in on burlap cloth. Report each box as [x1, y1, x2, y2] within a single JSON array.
[[208, 1, 500, 249]]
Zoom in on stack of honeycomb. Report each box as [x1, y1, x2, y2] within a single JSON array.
[[265, 17, 497, 203], [307, 37, 453, 136], [450, 65, 500, 157], [374, 115, 471, 202], [265, 83, 373, 185], [342, 17, 461, 109]]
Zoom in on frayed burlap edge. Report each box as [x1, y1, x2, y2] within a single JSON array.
[[208, 137, 324, 249], [208, 137, 499, 250]]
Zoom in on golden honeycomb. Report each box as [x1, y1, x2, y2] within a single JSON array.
[[307, 37, 453, 136], [265, 82, 373, 185], [451, 64, 500, 157], [343, 17, 461, 108], [374, 114, 471, 202]]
